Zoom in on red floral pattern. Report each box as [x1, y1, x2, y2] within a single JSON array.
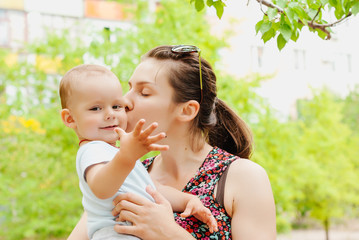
[[142, 147, 238, 239]]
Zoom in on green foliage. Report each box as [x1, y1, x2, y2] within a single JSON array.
[[294, 89, 359, 229], [193, 0, 359, 50], [191, 0, 225, 18], [0, 0, 227, 238], [0, 108, 81, 239], [1, 1, 359, 238], [218, 75, 359, 233], [341, 85, 359, 134]]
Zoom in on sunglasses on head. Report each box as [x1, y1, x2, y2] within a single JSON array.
[[171, 45, 203, 104]]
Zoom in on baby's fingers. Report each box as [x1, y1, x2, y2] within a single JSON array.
[[195, 209, 218, 233], [139, 122, 159, 139], [148, 143, 169, 152], [180, 205, 194, 218], [133, 119, 146, 136], [146, 132, 167, 145], [114, 127, 126, 139]]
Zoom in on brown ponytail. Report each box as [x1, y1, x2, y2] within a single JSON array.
[[208, 98, 253, 159]]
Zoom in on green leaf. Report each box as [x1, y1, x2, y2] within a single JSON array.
[[213, 1, 224, 19], [316, 29, 328, 39], [280, 23, 292, 41], [277, 33, 287, 50], [291, 29, 300, 42], [307, 8, 318, 19], [329, 0, 337, 8], [255, 20, 264, 34], [276, 0, 287, 9], [292, 5, 309, 23], [267, 8, 278, 20], [334, 8, 344, 19], [195, 0, 205, 12], [285, 8, 297, 24], [206, 0, 214, 7], [259, 21, 272, 34], [262, 28, 276, 43], [352, 2, 359, 15]]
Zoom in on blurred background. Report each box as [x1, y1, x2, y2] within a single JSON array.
[[0, 0, 358, 239]]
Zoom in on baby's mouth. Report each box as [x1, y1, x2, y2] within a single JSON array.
[[100, 125, 119, 129]]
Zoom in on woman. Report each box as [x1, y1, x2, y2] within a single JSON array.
[[69, 45, 276, 239]]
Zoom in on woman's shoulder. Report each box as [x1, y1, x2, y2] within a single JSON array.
[[229, 158, 268, 178], [224, 159, 274, 217], [227, 159, 271, 194]]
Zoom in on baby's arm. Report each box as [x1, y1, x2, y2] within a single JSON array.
[[86, 119, 169, 199], [154, 183, 218, 233]]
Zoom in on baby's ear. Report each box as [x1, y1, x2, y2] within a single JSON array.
[[60, 109, 76, 129]]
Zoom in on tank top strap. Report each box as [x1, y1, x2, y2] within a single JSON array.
[[185, 146, 238, 198]]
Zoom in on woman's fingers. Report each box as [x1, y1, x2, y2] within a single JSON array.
[[146, 185, 170, 206], [112, 192, 151, 216], [116, 209, 138, 223], [113, 223, 137, 236]]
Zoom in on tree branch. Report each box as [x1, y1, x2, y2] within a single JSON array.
[[255, 0, 283, 13], [311, 5, 322, 26], [254, 0, 353, 40]]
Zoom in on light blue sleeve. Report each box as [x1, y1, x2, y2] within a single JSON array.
[[77, 141, 117, 181]]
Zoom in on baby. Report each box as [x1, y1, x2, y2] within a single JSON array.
[[59, 64, 217, 239]]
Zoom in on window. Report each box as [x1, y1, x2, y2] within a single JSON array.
[[0, 10, 10, 46]]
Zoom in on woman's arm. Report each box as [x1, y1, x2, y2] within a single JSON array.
[[112, 186, 196, 240], [226, 159, 277, 240], [67, 212, 89, 240]]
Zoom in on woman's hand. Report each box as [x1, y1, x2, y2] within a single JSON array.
[[112, 186, 195, 240]]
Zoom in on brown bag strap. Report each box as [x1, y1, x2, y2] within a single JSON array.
[[216, 164, 231, 207]]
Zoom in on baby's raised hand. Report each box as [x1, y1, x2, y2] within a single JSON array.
[[180, 196, 218, 233], [114, 119, 169, 160]]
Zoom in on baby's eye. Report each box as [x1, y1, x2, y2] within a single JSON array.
[[90, 107, 101, 111], [113, 105, 123, 110]]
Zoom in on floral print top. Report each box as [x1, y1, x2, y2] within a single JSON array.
[[142, 146, 239, 239]]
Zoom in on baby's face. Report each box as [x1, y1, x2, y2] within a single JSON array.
[[69, 72, 127, 145]]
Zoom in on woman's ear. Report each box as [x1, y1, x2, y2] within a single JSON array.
[[177, 100, 200, 122], [60, 109, 76, 129]]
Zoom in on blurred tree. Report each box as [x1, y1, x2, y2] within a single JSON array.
[[0, 0, 228, 238], [1, 0, 359, 239], [295, 89, 359, 240], [341, 85, 359, 134]]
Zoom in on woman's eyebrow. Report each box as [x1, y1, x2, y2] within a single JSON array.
[[131, 81, 156, 86]]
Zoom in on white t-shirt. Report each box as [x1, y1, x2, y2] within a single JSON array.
[[76, 141, 155, 238]]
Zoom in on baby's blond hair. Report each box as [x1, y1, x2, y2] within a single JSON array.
[[59, 64, 117, 109]]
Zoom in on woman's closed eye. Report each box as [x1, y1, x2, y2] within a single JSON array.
[[140, 88, 151, 96]]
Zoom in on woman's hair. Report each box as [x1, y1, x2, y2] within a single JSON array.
[[143, 45, 253, 159]]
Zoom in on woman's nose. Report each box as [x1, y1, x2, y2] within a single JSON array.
[[123, 93, 133, 112]]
